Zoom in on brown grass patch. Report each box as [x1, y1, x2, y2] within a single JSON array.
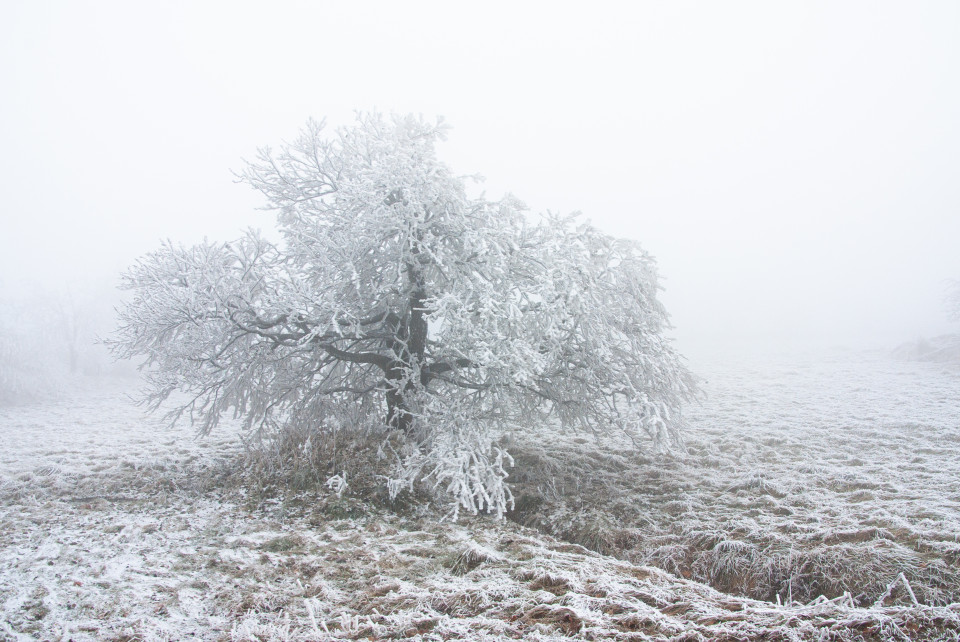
[[519, 605, 583, 635]]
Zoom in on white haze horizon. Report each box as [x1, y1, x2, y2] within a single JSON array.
[[2, 1, 959, 361]]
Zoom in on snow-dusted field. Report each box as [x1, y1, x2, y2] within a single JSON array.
[[677, 348, 960, 603], [512, 348, 960, 605], [3, 351, 960, 640]]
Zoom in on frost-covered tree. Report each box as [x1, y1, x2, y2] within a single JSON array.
[[111, 113, 695, 517]]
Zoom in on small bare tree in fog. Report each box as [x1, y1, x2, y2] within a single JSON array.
[[948, 280, 960, 323], [0, 295, 63, 405], [54, 293, 83, 374], [111, 113, 695, 517]]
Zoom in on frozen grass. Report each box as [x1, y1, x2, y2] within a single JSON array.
[[2, 352, 960, 640], [509, 348, 960, 608]]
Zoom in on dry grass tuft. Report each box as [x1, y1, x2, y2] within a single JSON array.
[[219, 421, 438, 518], [519, 605, 584, 635], [448, 541, 503, 575]]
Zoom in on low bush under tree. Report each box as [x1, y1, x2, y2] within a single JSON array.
[[110, 113, 695, 517]]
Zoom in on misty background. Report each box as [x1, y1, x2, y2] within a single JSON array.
[[1, 1, 958, 384]]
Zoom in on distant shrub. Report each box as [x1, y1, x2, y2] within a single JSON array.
[[0, 304, 63, 405]]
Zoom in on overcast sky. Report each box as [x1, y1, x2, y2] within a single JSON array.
[[2, 1, 958, 357]]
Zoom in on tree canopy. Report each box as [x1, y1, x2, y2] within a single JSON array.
[[112, 113, 696, 518]]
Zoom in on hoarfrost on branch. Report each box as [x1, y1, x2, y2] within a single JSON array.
[[111, 113, 695, 518]]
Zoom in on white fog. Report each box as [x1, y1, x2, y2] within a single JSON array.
[[3, 2, 958, 357], [2, 2, 960, 640]]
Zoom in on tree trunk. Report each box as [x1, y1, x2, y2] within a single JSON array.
[[385, 363, 414, 432]]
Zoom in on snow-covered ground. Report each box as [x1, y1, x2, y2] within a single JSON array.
[[676, 348, 960, 603], [2, 351, 960, 640], [511, 348, 960, 605]]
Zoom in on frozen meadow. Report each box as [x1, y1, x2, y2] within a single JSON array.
[[2, 349, 960, 640], [511, 348, 960, 607]]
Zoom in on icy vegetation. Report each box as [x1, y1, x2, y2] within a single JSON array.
[[110, 113, 694, 518], [2, 351, 960, 640]]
